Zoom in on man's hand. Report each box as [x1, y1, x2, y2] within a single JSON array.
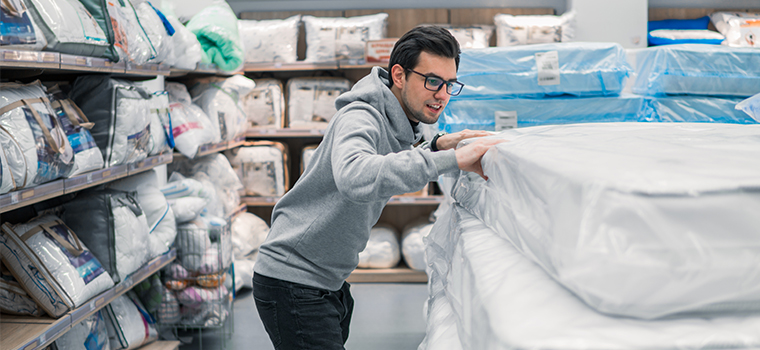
[[435, 129, 493, 151], [455, 138, 506, 180]]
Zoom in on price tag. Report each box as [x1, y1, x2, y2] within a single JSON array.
[[495, 111, 518, 131], [90, 301, 96, 311], [11, 192, 19, 204], [535, 51, 560, 86], [102, 170, 111, 178], [39, 334, 46, 344], [3, 51, 14, 60], [87, 173, 94, 183]]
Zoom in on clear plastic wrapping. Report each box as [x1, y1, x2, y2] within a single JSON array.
[[640, 95, 758, 124], [0, 271, 42, 316], [104, 293, 157, 349], [456, 42, 632, 99], [166, 82, 216, 158], [231, 212, 269, 260], [451, 123, 760, 319], [225, 142, 288, 197], [710, 12, 760, 47], [401, 219, 432, 271], [53, 310, 110, 350], [165, 14, 203, 70], [494, 11, 575, 46], [190, 75, 255, 142], [48, 90, 105, 177], [184, 3, 244, 72], [134, 0, 170, 64], [239, 15, 300, 64], [441, 25, 493, 49], [302, 13, 388, 62], [175, 215, 231, 275], [632, 44, 760, 97], [147, 91, 172, 155], [286, 77, 350, 128], [171, 153, 244, 217], [105, 0, 156, 64], [440, 94, 645, 132], [737, 92, 760, 121], [0, 0, 48, 51], [243, 78, 285, 129], [25, 0, 109, 56], [357, 224, 400, 269]]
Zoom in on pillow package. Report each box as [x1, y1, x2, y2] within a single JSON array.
[[0, 271, 42, 316], [78, 0, 157, 63], [286, 77, 350, 128], [494, 11, 575, 46], [647, 16, 723, 46], [185, 2, 244, 72], [189, 75, 255, 142], [164, 14, 203, 70], [243, 78, 285, 129], [23, 0, 109, 56], [238, 15, 300, 64], [0, 0, 48, 51], [53, 310, 110, 350], [302, 13, 388, 62], [711, 12, 760, 47], [166, 82, 216, 158], [103, 293, 158, 349], [225, 141, 288, 197], [47, 87, 105, 177], [358, 225, 400, 269]]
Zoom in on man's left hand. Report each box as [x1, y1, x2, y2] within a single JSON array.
[[435, 129, 493, 151]]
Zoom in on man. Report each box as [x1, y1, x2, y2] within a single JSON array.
[[253, 25, 504, 349]]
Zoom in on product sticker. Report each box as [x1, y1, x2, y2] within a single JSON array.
[[535, 50, 560, 86], [495, 111, 517, 131]]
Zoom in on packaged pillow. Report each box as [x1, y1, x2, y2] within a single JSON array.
[[133, 0, 171, 64], [358, 224, 400, 269], [710, 12, 760, 47], [0, 269, 43, 316], [0, 0, 47, 51], [0, 215, 115, 318], [230, 212, 269, 259], [103, 293, 158, 349], [243, 78, 285, 129], [648, 29, 724, 46], [158, 285, 180, 324], [737, 93, 760, 122], [166, 82, 216, 158], [24, 0, 109, 56], [239, 15, 300, 64], [225, 142, 288, 197], [286, 77, 350, 128], [494, 11, 575, 46], [176, 285, 228, 308], [147, 91, 172, 156], [165, 14, 203, 70], [78, 0, 157, 63], [53, 310, 110, 350], [441, 25, 493, 49], [185, 3, 244, 72], [302, 13, 388, 62], [47, 88, 105, 177], [401, 219, 433, 271], [190, 75, 255, 142]]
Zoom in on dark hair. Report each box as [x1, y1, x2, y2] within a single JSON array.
[[388, 25, 461, 87]]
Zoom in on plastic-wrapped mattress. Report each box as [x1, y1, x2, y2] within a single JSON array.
[[243, 78, 285, 129], [427, 204, 760, 350], [287, 77, 350, 128], [439, 94, 645, 132], [456, 42, 632, 99], [226, 141, 288, 197], [640, 95, 759, 124], [450, 122, 760, 319], [0, 215, 115, 318], [632, 44, 760, 97]]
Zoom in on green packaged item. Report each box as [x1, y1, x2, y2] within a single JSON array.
[[185, 3, 243, 72]]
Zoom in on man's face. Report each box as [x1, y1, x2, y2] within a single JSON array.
[[397, 51, 458, 125]]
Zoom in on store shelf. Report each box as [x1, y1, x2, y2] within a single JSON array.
[[137, 341, 182, 350], [0, 50, 59, 69], [347, 267, 427, 283], [246, 128, 326, 138], [0, 49, 170, 76], [0, 249, 177, 350], [0, 153, 173, 214], [243, 61, 339, 72], [174, 137, 246, 159], [242, 196, 280, 207], [59, 54, 126, 73], [243, 195, 443, 207]]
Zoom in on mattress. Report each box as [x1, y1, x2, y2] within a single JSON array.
[[439, 94, 645, 133], [226, 142, 287, 197], [450, 122, 760, 319], [428, 205, 760, 349], [287, 77, 350, 129], [0, 215, 114, 318], [53, 310, 110, 350], [456, 42, 631, 99], [640, 95, 759, 124], [632, 44, 760, 97], [243, 78, 285, 129]]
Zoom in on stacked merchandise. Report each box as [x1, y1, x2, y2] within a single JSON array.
[[422, 123, 760, 349], [356, 217, 433, 271], [302, 13, 388, 62], [493, 11, 575, 46], [632, 44, 760, 124], [439, 42, 637, 133]]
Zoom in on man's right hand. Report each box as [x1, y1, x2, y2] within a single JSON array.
[[455, 138, 507, 181]]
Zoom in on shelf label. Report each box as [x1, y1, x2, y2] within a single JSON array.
[[86, 173, 94, 183], [399, 197, 414, 203], [309, 129, 322, 135], [90, 301, 96, 311], [11, 192, 19, 204], [41, 53, 56, 63], [24, 340, 39, 350], [22, 189, 34, 200], [102, 170, 111, 178], [39, 334, 45, 344]]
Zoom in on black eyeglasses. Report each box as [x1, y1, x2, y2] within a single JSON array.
[[405, 68, 465, 96]]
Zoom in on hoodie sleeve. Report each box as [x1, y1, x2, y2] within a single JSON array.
[[330, 109, 458, 203]]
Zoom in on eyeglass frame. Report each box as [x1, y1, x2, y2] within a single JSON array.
[[404, 68, 465, 96]]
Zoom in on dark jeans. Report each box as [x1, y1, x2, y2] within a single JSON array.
[[253, 273, 354, 350]]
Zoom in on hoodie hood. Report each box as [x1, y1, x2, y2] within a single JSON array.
[[335, 67, 420, 144]]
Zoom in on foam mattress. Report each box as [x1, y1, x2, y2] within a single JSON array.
[[451, 122, 760, 319]]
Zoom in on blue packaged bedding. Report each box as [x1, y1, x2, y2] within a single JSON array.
[[640, 96, 759, 124], [438, 94, 645, 132], [455, 42, 632, 99], [632, 44, 760, 97]]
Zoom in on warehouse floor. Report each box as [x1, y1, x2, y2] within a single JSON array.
[[177, 283, 429, 350]]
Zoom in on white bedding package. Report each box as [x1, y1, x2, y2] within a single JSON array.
[[426, 204, 760, 350], [494, 11, 575, 46], [225, 142, 287, 197], [358, 225, 400, 269], [0, 215, 114, 318], [166, 82, 217, 158], [231, 212, 269, 260], [190, 75, 256, 142], [175, 216, 231, 274], [171, 153, 244, 217], [133, 0, 171, 64], [449, 122, 760, 319], [640, 95, 758, 124], [0, 0, 48, 51], [238, 16, 300, 64], [243, 78, 285, 129], [286, 77, 350, 129], [146, 91, 172, 156], [48, 95, 105, 177], [164, 14, 204, 70], [0, 268, 43, 316], [443, 25, 493, 49], [710, 12, 760, 48], [401, 219, 433, 271], [302, 13, 388, 62], [103, 293, 158, 350], [24, 0, 109, 56], [53, 310, 110, 350]]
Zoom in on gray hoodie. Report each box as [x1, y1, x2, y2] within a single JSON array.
[[254, 67, 459, 290]]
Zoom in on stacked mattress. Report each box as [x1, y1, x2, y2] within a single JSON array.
[[422, 122, 760, 348]]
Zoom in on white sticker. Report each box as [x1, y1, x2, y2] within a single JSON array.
[[11, 192, 19, 204], [535, 51, 560, 86], [90, 302, 96, 311], [86, 173, 93, 183], [39, 334, 46, 343], [495, 111, 518, 131]]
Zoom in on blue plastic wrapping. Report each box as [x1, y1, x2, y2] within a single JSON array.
[[737, 93, 760, 121], [439, 94, 645, 132], [632, 44, 760, 97], [641, 95, 759, 124], [455, 42, 632, 99]]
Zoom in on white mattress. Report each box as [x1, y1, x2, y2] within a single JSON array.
[[450, 122, 760, 319], [428, 204, 760, 350]]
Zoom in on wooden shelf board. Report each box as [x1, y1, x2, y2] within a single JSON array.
[[347, 267, 427, 283], [137, 341, 182, 350]]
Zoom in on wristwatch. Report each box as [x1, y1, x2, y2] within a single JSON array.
[[430, 132, 446, 152]]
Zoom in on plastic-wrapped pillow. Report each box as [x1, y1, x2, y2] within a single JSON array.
[[134, 0, 171, 64], [161, 176, 206, 199], [69, 76, 152, 167], [172, 153, 244, 196], [0, 269, 43, 316], [442, 25, 493, 49], [165, 14, 203, 70], [175, 219, 213, 273], [0, 215, 115, 318], [648, 29, 724, 46], [632, 44, 760, 97], [24, 0, 110, 56], [53, 310, 110, 350], [231, 212, 269, 259], [226, 142, 288, 197], [302, 13, 388, 62], [190, 75, 255, 141], [286, 77, 350, 128], [168, 196, 206, 223], [177, 285, 228, 309], [358, 225, 400, 269], [147, 91, 173, 156], [710, 12, 760, 47], [455, 42, 632, 99], [103, 293, 158, 349], [239, 16, 300, 64], [494, 11, 575, 46], [0, 0, 47, 51], [48, 90, 105, 178], [243, 78, 285, 129], [60, 189, 151, 283], [185, 3, 244, 72], [401, 219, 433, 271], [166, 82, 216, 158], [78, 0, 156, 63]]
